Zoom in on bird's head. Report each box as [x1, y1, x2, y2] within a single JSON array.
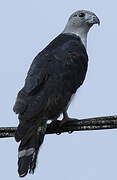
[[63, 10, 100, 47], [68, 10, 100, 28]]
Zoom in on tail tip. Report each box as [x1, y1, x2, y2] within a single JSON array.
[[19, 172, 28, 178]]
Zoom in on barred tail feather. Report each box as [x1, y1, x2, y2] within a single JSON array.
[[17, 125, 46, 177]]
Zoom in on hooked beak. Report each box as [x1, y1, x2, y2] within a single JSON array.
[[87, 15, 100, 26]]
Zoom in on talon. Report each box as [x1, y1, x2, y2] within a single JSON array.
[[68, 131, 73, 134], [56, 132, 61, 135]]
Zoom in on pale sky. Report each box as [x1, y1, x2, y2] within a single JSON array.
[[0, 0, 117, 179]]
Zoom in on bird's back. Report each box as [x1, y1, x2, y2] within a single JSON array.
[[13, 33, 88, 121]]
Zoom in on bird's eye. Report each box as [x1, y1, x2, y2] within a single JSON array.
[[79, 13, 85, 17], [73, 14, 77, 17]]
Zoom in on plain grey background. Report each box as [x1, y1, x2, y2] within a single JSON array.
[[0, 0, 117, 179]]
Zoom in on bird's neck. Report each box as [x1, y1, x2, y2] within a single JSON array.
[[63, 25, 89, 49]]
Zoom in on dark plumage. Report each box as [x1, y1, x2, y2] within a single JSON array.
[[14, 33, 88, 176], [13, 10, 99, 177]]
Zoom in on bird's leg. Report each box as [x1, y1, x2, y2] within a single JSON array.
[[60, 110, 78, 126]]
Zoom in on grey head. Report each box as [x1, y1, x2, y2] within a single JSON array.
[[63, 10, 100, 48]]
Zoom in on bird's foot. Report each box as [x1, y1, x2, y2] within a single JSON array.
[[59, 117, 78, 127], [49, 119, 60, 128]]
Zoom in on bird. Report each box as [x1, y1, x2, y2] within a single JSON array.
[[13, 10, 100, 177]]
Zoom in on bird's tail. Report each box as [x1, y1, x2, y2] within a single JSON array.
[[15, 121, 46, 177]]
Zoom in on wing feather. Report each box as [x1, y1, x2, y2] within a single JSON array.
[[13, 36, 88, 116]]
